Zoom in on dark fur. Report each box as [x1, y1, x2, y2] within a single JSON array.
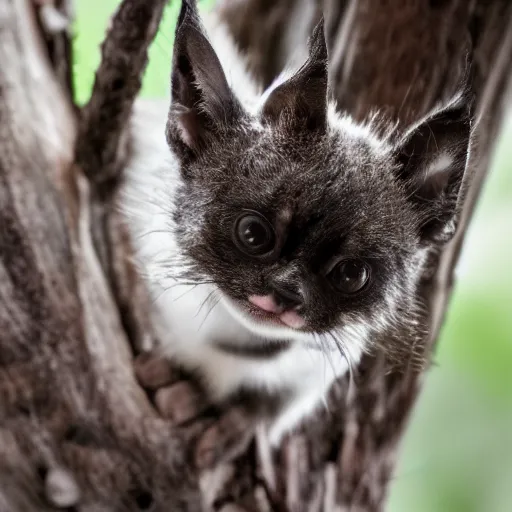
[[165, 0, 472, 363]]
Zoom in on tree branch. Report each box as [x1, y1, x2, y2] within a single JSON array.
[[76, 0, 167, 186], [1, 0, 510, 510], [75, 0, 168, 351], [214, 0, 512, 509], [0, 1, 198, 509]]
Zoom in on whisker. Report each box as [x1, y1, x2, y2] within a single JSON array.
[[198, 293, 221, 331], [329, 330, 356, 404], [318, 332, 337, 381], [172, 283, 200, 303], [135, 229, 173, 241], [194, 289, 217, 320], [316, 333, 332, 389], [150, 280, 214, 304], [151, 285, 173, 305]]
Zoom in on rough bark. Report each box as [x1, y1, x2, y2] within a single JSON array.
[[0, 1, 199, 510], [217, 1, 512, 510], [0, 0, 510, 511]]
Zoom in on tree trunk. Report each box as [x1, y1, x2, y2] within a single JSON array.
[[0, 0, 510, 511]]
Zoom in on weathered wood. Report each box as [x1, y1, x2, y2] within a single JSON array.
[[75, 0, 167, 352], [215, 0, 512, 510], [0, 0, 510, 510], [0, 1, 199, 510]]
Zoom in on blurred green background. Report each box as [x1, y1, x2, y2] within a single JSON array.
[[74, 1, 512, 510]]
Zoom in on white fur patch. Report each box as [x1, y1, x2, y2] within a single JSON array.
[[427, 153, 454, 175], [117, 11, 383, 440]]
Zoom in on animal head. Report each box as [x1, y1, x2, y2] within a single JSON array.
[[164, 0, 472, 361]]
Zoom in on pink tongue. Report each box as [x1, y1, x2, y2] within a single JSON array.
[[248, 295, 306, 329], [279, 310, 306, 329], [249, 295, 278, 313]]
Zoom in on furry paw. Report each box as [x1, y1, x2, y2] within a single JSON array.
[[134, 353, 257, 470], [134, 353, 207, 424]]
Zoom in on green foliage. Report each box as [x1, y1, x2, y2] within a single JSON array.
[[389, 119, 512, 512], [73, 0, 214, 105]]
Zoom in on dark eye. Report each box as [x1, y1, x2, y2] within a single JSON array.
[[329, 259, 371, 294], [233, 212, 276, 256]]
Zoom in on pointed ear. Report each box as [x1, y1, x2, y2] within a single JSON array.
[[166, 0, 242, 158], [261, 18, 328, 133], [395, 95, 473, 244]]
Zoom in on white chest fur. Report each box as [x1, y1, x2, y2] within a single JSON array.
[[119, 100, 357, 442], [118, 10, 363, 443], [154, 282, 350, 443]]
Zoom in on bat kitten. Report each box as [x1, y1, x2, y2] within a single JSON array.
[[121, 0, 471, 447]]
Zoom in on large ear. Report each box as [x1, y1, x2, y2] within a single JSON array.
[[166, 0, 242, 158], [395, 94, 473, 244], [261, 18, 328, 133]]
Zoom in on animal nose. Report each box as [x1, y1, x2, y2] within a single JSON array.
[[270, 281, 303, 310]]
